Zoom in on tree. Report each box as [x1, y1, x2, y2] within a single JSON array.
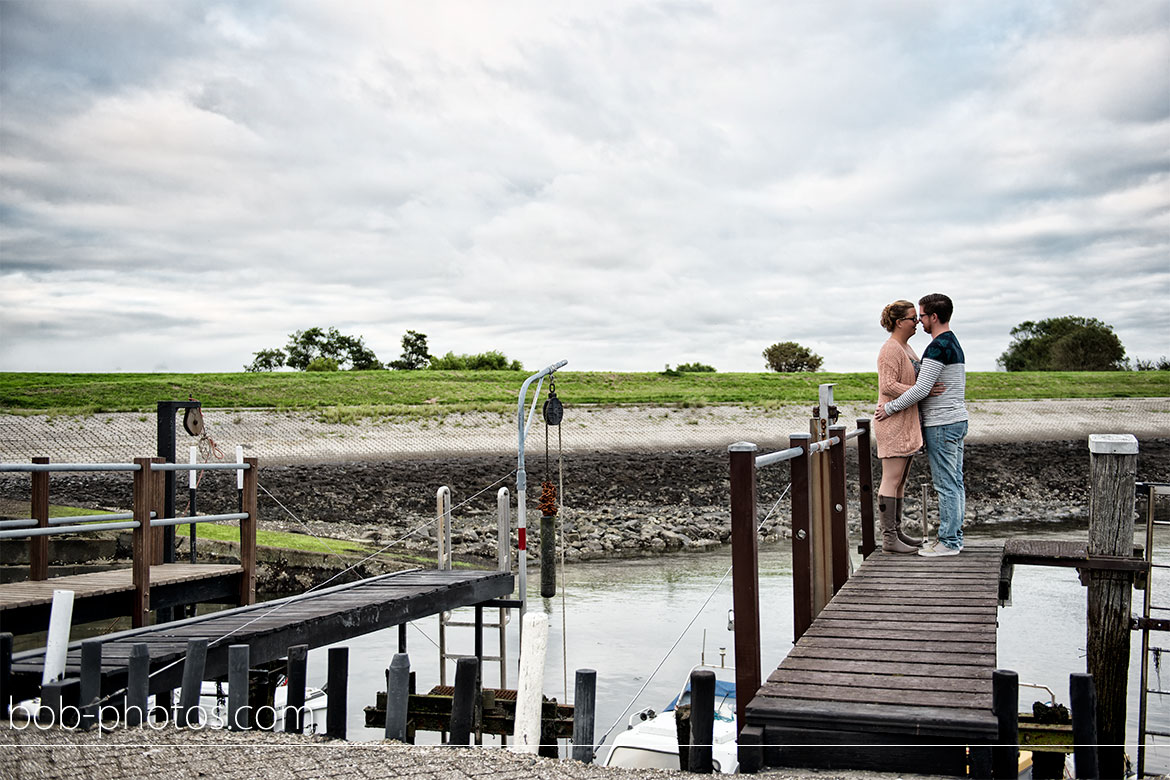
[[676, 362, 716, 373], [428, 350, 523, 370], [998, 316, 1127, 371], [388, 330, 432, 370], [1135, 356, 1170, 371], [763, 341, 823, 372], [282, 327, 382, 371], [245, 348, 286, 372]]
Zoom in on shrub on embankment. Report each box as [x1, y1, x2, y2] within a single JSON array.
[[0, 370, 1166, 415]]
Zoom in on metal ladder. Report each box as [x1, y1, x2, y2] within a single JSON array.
[[1135, 482, 1170, 778], [434, 484, 515, 691]]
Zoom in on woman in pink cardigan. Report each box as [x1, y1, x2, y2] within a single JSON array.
[[875, 300, 942, 553]]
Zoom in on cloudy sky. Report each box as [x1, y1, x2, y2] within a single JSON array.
[[1, 1, 1167, 374]]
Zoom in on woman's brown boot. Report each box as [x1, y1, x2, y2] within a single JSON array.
[[894, 496, 923, 547], [879, 496, 915, 553]]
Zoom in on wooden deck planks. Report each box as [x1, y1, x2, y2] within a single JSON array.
[[0, 564, 244, 609], [9, 567, 513, 700], [747, 541, 1005, 768]]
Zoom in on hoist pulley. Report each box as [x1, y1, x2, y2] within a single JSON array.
[[543, 376, 563, 426]]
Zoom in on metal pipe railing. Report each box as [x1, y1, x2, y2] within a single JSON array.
[[151, 512, 248, 528], [0, 520, 141, 539], [0, 463, 140, 473], [755, 446, 802, 469], [149, 462, 250, 472]]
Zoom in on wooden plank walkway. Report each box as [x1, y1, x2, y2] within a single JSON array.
[[745, 541, 1005, 775], [0, 564, 245, 635], [8, 567, 513, 702]]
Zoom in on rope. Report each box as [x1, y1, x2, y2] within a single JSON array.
[[594, 479, 791, 749]]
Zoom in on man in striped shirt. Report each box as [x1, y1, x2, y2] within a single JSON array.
[[874, 293, 968, 557]]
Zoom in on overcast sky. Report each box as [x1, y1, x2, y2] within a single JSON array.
[[2, 1, 1167, 374]]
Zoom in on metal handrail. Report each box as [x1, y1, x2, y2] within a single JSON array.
[[0, 520, 141, 539], [0, 463, 140, 473], [755, 446, 802, 469], [151, 512, 248, 528], [150, 462, 250, 472], [0, 511, 152, 530]]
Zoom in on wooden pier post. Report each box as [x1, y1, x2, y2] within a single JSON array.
[[326, 646, 349, 739], [0, 632, 12, 714], [688, 669, 716, 773], [789, 433, 814, 641], [177, 638, 208, 727], [240, 457, 258, 606], [1086, 434, 1137, 780], [151, 457, 166, 565], [126, 643, 149, 727], [992, 669, 1019, 779], [385, 652, 411, 742], [131, 457, 154, 628], [449, 656, 478, 745], [228, 644, 249, 731], [728, 442, 761, 732], [572, 668, 597, 764], [1070, 672, 1099, 779], [856, 419, 876, 558], [79, 639, 102, 730], [828, 424, 849, 594], [286, 644, 308, 734], [30, 457, 49, 581]]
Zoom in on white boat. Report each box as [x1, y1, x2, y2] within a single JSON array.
[[602, 665, 739, 774]]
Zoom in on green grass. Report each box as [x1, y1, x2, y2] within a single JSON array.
[[36, 505, 445, 565], [0, 369, 1165, 415]]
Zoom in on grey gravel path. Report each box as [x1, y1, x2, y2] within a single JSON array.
[[0, 726, 951, 780]]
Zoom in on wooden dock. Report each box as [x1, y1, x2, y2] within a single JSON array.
[[743, 542, 1005, 775], [0, 564, 245, 636], [7, 567, 513, 703]]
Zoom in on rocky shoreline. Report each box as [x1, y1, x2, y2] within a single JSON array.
[[4, 438, 1166, 575]]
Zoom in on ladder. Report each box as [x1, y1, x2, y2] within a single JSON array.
[[1135, 482, 1170, 778], [434, 484, 516, 692]]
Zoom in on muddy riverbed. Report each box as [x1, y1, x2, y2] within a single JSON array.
[[4, 439, 1166, 569]]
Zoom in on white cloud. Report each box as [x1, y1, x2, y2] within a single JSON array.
[[1, 0, 1167, 375]]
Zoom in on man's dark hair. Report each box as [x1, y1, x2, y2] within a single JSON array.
[[919, 293, 954, 324]]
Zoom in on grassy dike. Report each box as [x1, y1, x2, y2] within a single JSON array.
[[1, 369, 1166, 416]]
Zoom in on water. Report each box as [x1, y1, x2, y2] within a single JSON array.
[[309, 524, 1170, 770]]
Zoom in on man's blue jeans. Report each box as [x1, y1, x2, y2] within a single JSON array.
[[924, 420, 967, 550]]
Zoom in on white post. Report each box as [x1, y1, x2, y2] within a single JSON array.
[[436, 486, 452, 571], [235, 445, 245, 490], [188, 446, 198, 489], [511, 611, 549, 753], [497, 487, 512, 573], [42, 589, 75, 684]]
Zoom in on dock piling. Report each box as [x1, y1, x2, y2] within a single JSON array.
[[992, 669, 1019, 779], [385, 652, 411, 742], [79, 639, 102, 730], [1086, 433, 1138, 780], [448, 656, 478, 745], [126, 643, 149, 726], [571, 668, 597, 764], [688, 669, 716, 773], [0, 633, 11, 714], [285, 644, 308, 734], [228, 644, 249, 731], [177, 638, 208, 727], [1070, 672, 1099, 780], [511, 611, 548, 753], [326, 646, 349, 739]]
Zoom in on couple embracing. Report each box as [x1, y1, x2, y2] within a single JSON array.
[[873, 293, 968, 558]]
